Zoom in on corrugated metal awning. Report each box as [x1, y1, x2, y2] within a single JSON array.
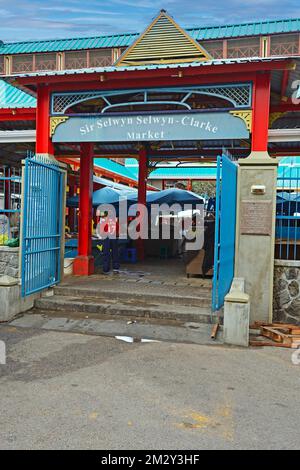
[[0, 80, 36, 109]]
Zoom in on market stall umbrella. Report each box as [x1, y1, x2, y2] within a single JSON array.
[[93, 187, 128, 207], [145, 188, 204, 206], [128, 188, 204, 215], [67, 187, 137, 208]]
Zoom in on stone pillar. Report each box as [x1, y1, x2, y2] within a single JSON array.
[[235, 152, 278, 323]]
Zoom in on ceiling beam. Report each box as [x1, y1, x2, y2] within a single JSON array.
[[0, 108, 36, 121], [11, 58, 294, 90], [268, 128, 300, 142]]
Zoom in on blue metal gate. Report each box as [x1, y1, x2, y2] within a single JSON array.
[[21, 155, 65, 297], [212, 155, 238, 312]]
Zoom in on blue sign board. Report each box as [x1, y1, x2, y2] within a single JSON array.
[[52, 111, 250, 143]]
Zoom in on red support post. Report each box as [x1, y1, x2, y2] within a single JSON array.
[[280, 70, 289, 100], [73, 143, 94, 276], [36, 85, 54, 155], [137, 147, 148, 261], [187, 180, 192, 191], [251, 72, 271, 152]]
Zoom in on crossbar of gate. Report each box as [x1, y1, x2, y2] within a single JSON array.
[[21, 154, 65, 297], [276, 158, 300, 261]]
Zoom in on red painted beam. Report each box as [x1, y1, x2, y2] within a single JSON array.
[[57, 156, 144, 188], [15, 59, 294, 90], [280, 70, 290, 100], [0, 108, 36, 121], [270, 102, 300, 113], [29, 73, 258, 94]]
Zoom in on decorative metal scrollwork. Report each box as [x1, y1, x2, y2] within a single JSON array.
[[51, 83, 252, 115], [50, 116, 69, 137], [229, 110, 252, 132]]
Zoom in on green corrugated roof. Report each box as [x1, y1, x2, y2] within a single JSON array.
[[94, 158, 138, 181], [0, 33, 138, 55], [148, 166, 217, 179], [0, 79, 36, 108], [0, 17, 299, 55], [189, 17, 300, 41], [124, 158, 138, 177]]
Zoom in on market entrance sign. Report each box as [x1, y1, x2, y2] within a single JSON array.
[[51, 111, 251, 143]]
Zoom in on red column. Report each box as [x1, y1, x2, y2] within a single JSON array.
[[73, 143, 94, 276], [251, 72, 271, 152], [137, 147, 147, 261], [36, 85, 54, 155], [187, 180, 192, 191]]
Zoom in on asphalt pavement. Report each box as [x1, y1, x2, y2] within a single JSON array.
[[0, 324, 299, 450]]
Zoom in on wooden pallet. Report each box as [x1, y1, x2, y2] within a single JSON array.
[[250, 322, 300, 349]]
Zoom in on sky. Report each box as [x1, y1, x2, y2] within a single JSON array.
[[0, 0, 299, 43]]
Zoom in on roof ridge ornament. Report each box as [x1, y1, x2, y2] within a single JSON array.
[[114, 10, 211, 67]]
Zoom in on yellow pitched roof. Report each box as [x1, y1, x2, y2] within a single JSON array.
[[115, 10, 211, 67]]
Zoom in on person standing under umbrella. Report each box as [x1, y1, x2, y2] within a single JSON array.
[[98, 211, 120, 274]]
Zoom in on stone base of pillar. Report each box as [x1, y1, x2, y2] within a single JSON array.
[[73, 256, 94, 276], [224, 278, 250, 347]]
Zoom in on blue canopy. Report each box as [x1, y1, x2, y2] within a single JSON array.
[[67, 188, 203, 209], [67, 187, 137, 208], [145, 188, 204, 206], [92, 187, 133, 207]]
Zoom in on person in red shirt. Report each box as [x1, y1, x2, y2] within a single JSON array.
[[99, 212, 120, 274]]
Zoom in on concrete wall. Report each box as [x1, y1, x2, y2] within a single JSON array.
[[273, 260, 300, 325], [0, 246, 19, 279], [0, 281, 41, 322]]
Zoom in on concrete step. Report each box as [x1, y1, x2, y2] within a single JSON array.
[[35, 295, 215, 324], [10, 313, 223, 346], [53, 285, 211, 308]]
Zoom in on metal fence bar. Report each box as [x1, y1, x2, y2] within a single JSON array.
[[0, 165, 21, 244], [276, 160, 300, 261], [21, 154, 65, 297], [212, 155, 222, 312]]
